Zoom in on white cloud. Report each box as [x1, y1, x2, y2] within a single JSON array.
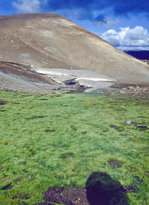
[[101, 26, 149, 50], [12, 0, 41, 13], [95, 17, 120, 27]]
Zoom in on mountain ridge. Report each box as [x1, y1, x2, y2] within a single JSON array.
[[0, 13, 149, 84]]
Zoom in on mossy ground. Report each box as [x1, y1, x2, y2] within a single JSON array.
[[0, 91, 148, 204]]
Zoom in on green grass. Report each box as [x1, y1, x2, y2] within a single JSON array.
[[0, 91, 149, 204]]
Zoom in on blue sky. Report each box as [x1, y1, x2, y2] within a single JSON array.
[[0, 0, 149, 50]]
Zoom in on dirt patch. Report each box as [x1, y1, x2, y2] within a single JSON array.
[[12, 193, 30, 200], [110, 125, 122, 132], [40, 187, 88, 205], [71, 126, 77, 131], [0, 100, 7, 105], [114, 108, 127, 112], [82, 131, 87, 135], [136, 124, 149, 131], [45, 129, 56, 133], [68, 84, 87, 93], [60, 152, 75, 159], [108, 159, 122, 169], [27, 116, 47, 119]]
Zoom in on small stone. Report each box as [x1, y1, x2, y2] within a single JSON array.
[[125, 119, 136, 125], [120, 90, 125, 94], [129, 86, 134, 90]]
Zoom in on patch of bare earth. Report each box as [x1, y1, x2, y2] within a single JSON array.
[[40, 187, 88, 205]]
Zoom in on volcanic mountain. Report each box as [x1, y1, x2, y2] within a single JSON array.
[[0, 13, 149, 84]]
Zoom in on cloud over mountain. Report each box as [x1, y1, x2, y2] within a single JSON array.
[[101, 26, 149, 50]]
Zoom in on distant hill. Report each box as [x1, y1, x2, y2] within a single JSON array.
[[124, 50, 149, 60], [0, 13, 149, 83]]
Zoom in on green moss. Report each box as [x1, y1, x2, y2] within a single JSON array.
[[0, 91, 148, 204]]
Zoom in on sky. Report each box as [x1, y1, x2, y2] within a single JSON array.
[[0, 0, 149, 50]]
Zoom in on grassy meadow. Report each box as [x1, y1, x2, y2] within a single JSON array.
[[0, 91, 149, 204]]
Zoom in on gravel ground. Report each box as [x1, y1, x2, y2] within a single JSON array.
[[31, 68, 116, 92]]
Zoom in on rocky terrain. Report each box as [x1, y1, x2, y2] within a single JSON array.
[[0, 61, 115, 94], [0, 13, 149, 96], [142, 60, 149, 65], [0, 61, 59, 93], [0, 61, 149, 97]]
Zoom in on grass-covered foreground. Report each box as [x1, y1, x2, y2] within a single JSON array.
[[0, 91, 148, 204]]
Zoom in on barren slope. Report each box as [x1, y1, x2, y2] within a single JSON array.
[[0, 13, 149, 83], [0, 61, 60, 93]]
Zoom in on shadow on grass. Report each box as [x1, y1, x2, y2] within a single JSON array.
[[86, 172, 129, 205]]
